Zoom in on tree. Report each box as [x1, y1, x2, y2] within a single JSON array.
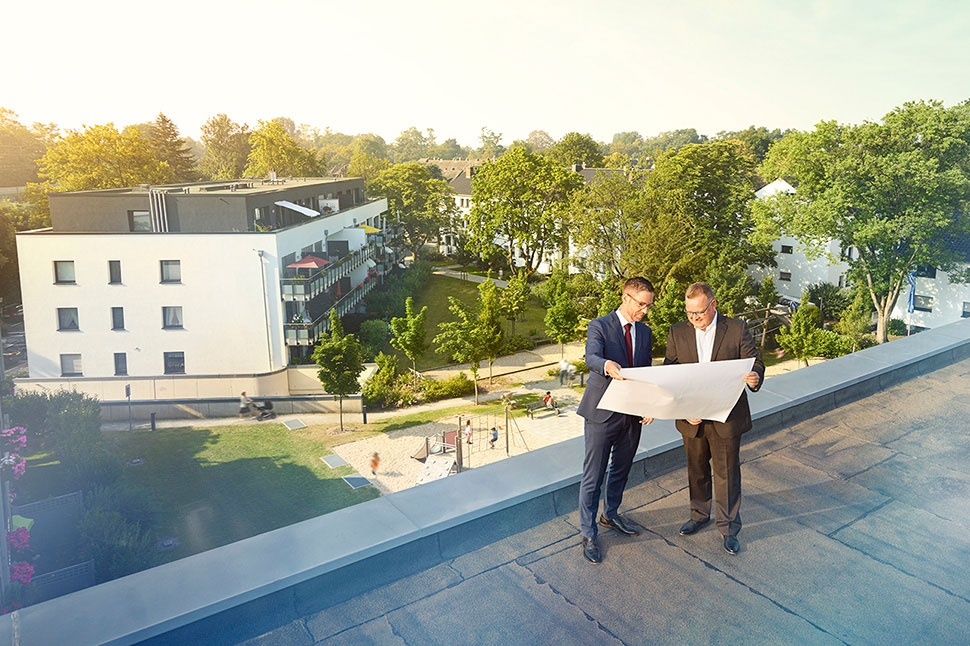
[[716, 125, 790, 162], [478, 127, 503, 159], [544, 293, 580, 357], [198, 114, 251, 180], [0, 108, 46, 186], [601, 152, 629, 168], [704, 252, 753, 317], [805, 282, 851, 322], [834, 289, 874, 352], [358, 319, 388, 360], [776, 303, 823, 368], [527, 130, 555, 153], [757, 100, 970, 343], [646, 278, 686, 355], [37, 123, 169, 191], [756, 275, 779, 351], [0, 200, 48, 302], [389, 296, 428, 385], [312, 309, 365, 431], [477, 279, 506, 382], [244, 119, 320, 177], [148, 113, 196, 183], [393, 127, 434, 162], [347, 151, 390, 186], [608, 131, 644, 159], [434, 298, 486, 404], [547, 132, 604, 168], [500, 270, 530, 335], [370, 163, 456, 260], [430, 138, 466, 159], [362, 352, 400, 409], [468, 146, 583, 276], [641, 128, 707, 159]]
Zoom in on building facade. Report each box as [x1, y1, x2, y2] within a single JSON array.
[[16, 178, 393, 397]]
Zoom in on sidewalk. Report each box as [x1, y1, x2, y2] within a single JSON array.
[[432, 266, 509, 288]]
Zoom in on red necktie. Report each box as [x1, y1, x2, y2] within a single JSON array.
[[625, 323, 633, 367]]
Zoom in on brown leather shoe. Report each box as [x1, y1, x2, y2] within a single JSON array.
[[599, 515, 640, 536], [582, 536, 601, 564]]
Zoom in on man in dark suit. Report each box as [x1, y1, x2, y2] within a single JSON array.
[[664, 282, 764, 555], [577, 277, 655, 564]]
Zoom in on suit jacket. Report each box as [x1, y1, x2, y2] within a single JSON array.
[[577, 312, 652, 424], [663, 315, 765, 438]]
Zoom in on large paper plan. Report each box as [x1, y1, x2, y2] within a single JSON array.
[[597, 358, 756, 422]]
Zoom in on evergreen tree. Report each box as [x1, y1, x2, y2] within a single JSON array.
[[776, 304, 823, 368], [148, 113, 196, 183]]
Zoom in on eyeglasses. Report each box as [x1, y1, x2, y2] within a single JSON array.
[[624, 292, 653, 311], [685, 300, 714, 317]]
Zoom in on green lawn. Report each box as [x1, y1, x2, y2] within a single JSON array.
[[105, 423, 380, 562], [398, 274, 549, 371]]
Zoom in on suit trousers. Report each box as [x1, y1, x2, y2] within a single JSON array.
[[579, 413, 642, 539], [683, 422, 742, 537]]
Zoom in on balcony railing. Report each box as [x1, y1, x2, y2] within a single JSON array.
[[284, 277, 380, 346], [281, 244, 382, 302]]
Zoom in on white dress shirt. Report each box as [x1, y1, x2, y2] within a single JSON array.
[[694, 312, 718, 363], [615, 310, 636, 351]]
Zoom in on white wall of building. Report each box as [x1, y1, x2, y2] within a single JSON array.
[[891, 270, 970, 328]]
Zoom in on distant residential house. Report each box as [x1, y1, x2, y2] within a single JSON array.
[[16, 177, 397, 398], [756, 178, 970, 329]]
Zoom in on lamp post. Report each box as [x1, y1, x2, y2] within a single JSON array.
[[0, 453, 15, 606]]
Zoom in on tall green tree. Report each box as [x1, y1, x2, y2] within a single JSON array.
[[389, 296, 429, 385], [312, 310, 365, 431], [642, 128, 707, 159], [547, 132, 604, 168], [370, 163, 456, 260], [544, 293, 580, 357], [0, 108, 46, 186], [647, 278, 686, 355], [347, 151, 391, 186], [477, 279, 506, 382], [834, 289, 874, 352], [756, 275, 779, 351], [148, 113, 196, 183], [715, 125, 790, 162], [244, 119, 320, 177], [37, 123, 169, 191], [499, 270, 529, 335], [198, 114, 251, 180], [393, 127, 435, 162], [434, 298, 486, 404], [468, 146, 583, 276], [756, 100, 970, 343]]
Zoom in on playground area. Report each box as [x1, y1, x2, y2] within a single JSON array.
[[333, 393, 582, 494]]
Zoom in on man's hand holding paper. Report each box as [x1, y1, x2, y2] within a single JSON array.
[[596, 358, 756, 423]]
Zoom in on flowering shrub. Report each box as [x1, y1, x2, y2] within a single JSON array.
[[10, 562, 33, 585], [0, 427, 27, 450], [4, 454, 26, 479], [6, 528, 29, 553]]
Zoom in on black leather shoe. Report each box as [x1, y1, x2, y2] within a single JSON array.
[[582, 537, 601, 564], [723, 535, 740, 555], [599, 515, 640, 536], [679, 518, 710, 535]]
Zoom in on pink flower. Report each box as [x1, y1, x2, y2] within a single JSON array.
[[0, 427, 27, 450], [6, 528, 29, 553], [10, 562, 33, 585]]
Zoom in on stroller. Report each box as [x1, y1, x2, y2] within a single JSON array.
[[253, 400, 276, 421]]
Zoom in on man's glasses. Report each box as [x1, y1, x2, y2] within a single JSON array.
[[685, 300, 714, 317], [624, 292, 653, 311]]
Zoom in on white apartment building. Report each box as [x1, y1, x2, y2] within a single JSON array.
[[757, 178, 970, 328], [15, 178, 394, 399]]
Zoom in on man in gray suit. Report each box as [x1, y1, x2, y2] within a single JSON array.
[[664, 282, 764, 555], [577, 277, 655, 564]]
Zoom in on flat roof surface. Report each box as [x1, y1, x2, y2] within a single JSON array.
[[245, 355, 970, 645], [53, 177, 356, 198]]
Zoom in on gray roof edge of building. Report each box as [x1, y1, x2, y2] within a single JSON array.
[[10, 317, 970, 646], [50, 177, 362, 197]]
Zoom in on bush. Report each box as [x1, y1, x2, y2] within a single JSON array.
[[362, 352, 400, 409], [887, 318, 907, 336], [78, 509, 157, 583], [504, 335, 535, 353], [86, 483, 158, 529], [358, 319, 389, 360], [421, 372, 475, 403], [573, 360, 588, 374], [814, 329, 853, 359], [422, 247, 446, 262], [806, 282, 852, 321]]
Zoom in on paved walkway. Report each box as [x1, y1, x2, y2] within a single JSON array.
[[243, 355, 970, 645], [432, 266, 509, 288]]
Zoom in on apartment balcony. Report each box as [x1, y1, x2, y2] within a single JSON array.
[[283, 277, 380, 346], [281, 244, 378, 302]]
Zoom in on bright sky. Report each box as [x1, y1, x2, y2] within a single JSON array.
[[3, 0, 969, 146]]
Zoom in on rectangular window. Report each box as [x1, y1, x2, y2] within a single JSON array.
[[54, 261, 76, 284], [915, 265, 937, 279], [60, 353, 82, 376], [114, 352, 127, 376], [963, 302, 970, 318], [162, 306, 183, 329], [111, 307, 125, 330], [57, 307, 79, 331], [160, 260, 181, 283], [780, 245, 793, 254], [128, 210, 152, 232], [108, 260, 122, 284], [914, 295, 933, 312], [164, 351, 185, 374], [780, 271, 792, 282]]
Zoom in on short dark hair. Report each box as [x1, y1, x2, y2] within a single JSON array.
[[623, 277, 655, 294], [685, 282, 715, 300]]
